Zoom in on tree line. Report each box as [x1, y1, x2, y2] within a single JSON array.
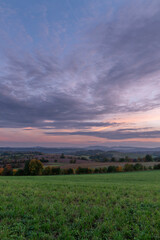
[[0, 159, 160, 176]]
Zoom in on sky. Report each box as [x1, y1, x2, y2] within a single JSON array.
[[0, 0, 160, 148]]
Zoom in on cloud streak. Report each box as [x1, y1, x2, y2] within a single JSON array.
[[45, 129, 160, 140]]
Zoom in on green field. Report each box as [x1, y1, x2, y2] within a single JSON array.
[[0, 171, 160, 239]]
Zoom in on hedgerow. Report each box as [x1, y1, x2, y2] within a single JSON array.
[[0, 160, 160, 176]]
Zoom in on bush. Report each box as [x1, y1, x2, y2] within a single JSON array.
[[15, 169, 25, 176], [70, 159, 76, 163], [13, 169, 17, 176], [62, 168, 74, 175], [154, 164, 160, 170], [119, 158, 125, 162], [76, 167, 92, 174], [102, 167, 108, 173], [51, 167, 61, 175], [0, 168, 4, 176], [43, 166, 52, 175], [60, 153, 65, 159], [2, 165, 13, 176], [133, 163, 143, 171], [67, 168, 74, 174], [24, 160, 31, 175], [107, 166, 116, 173], [103, 158, 109, 162], [124, 164, 134, 172], [116, 166, 123, 172], [40, 158, 49, 163], [97, 168, 103, 173], [94, 168, 100, 173], [94, 168, 107, 173], [80, 156, 88, 160]]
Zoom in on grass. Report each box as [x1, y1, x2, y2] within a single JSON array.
[[0, 171, 160, 239]]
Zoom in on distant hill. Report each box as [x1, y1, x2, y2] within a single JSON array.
[[0, 147, 82, 154], [0, 146, 160, 157], [86, 146, 160, 153]]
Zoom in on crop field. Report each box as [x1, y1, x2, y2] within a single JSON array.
[[0, 171, 160, 239], [58, 161, 157, 169]]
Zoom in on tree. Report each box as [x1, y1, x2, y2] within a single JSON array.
[[154, 164, 160, 170], [15, 169, 25, 176], [134, 163, 143, 171], [60, 153, 65, 159], [0, 168, 4, 175], [29, 159, 43, 175], [66, 168, 74, 174], [116, 166, 123, 172], [111, 157, 116, 162], [2, 164, 13, 176], [24, 160, 31, 175], [124, 164, 134, 172], [145, 154, 153, 162], [51, 167, 61, 175], [76, 167, 92, 174], [107, 166, 116, 173], [43, 166, 52, 175]]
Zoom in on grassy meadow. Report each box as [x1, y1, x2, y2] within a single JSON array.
[[0, 171, 160, 239]]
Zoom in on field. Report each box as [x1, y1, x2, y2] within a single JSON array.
[[1, 150, 159, 171], [0, 171, 160, 239]]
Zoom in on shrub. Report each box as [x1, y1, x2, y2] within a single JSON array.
[[103, 158, 109, 162], [94, 168, 99, 173], [97, 168, 103, 173], [24, 160, 31, 175], [107, 166, 116, 173], [111, 157, 116, 162], [124, 164, 134, 172], [80, 156, 88, 160], [119, 158, 125, 162], [154, 164, 160, 170], [29, 159, 43, 175], [13, 169, 17, 176], [67, 168, 74, 174], [94, 168, 107, 173], [76, 167, 92, 174], [40, 158, 49, 163], [60, 153, 65, 159], [116, 166, 123, 172], [134, 163, 143, 171], [70, 159, 76, 163], [102, 167, 108, 173], [2, 165, 13, 176], [43, 166, 52, 175], [62, 168, 74, 175], [51, 167, 61, 175], [15, 169, 24, 176], [0, 168, 4, 175], [143, 166, 148, 171]]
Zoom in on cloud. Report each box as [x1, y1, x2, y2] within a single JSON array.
[[0, 0, 160, 134], [40, 121, 119, 130], [45, 129, 160, 140]]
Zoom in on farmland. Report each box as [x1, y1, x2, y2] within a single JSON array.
[[0, 149, 159, 170], [0, 171, 160, 239]]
